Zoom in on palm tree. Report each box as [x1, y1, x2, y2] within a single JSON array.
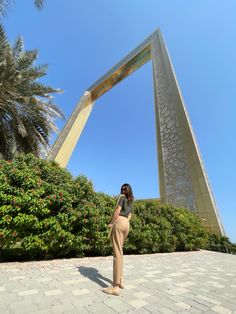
[[0, 24, 64, 160], [0, 0, 45, 16]]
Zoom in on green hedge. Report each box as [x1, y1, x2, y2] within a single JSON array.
[[0, 154, 115, 260], [126, 200, 209, 254], [0, 154, 234, 261], [207, 234, 236, 254]]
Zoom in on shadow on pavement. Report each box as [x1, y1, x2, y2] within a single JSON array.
[[77, 266, 112, 288]]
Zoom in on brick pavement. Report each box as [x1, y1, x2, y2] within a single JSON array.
[[0, 250, 236, 313]]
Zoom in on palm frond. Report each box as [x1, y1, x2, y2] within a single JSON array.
[[28, 63, 48, 78], [34, 0, 45, 10], [0, 0, 14, 17], [0, 24, 10, 50], [39, 99, 65, 119], [12, 36, 23, 58], [1, 0, 46, 18], [29, 81, 61, 96], [16, 50, 38, 70], [20, 64, 48, 80]]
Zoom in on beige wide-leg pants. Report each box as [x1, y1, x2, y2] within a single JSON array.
[[111, 216, 129, 285]]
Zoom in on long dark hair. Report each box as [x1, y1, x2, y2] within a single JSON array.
[[120, 183, 134, 203]]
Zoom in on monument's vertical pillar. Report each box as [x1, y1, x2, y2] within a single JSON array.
[[152, 30, 224, 235], [47, 91, 95, 168]]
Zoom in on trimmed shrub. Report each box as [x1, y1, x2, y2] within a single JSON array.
[[208, 234, 236, 254], [125, 200, 209, 254], [0, 154, 113, 260]]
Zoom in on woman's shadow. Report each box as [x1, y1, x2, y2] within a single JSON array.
[[77, 266, 112, 288]]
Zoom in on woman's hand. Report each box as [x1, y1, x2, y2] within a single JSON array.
[[108, 223, 113, 228]]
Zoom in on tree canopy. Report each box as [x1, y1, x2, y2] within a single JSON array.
[[0, 25, 63, 159], [0, 0, 45, 16]]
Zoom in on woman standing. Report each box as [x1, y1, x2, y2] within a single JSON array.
[[102, 183, 134, 296]]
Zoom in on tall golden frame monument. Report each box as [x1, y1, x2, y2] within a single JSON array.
[[48, 29, 224, 235]]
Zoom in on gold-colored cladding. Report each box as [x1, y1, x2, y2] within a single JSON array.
[[50, 91, 94, 168], [91, 45, 152, 100]]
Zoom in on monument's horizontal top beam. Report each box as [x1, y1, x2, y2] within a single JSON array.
[[87, 30, 159, 100], [90, 45, 152, 100]]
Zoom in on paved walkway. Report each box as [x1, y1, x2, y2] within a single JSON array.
[[0, 250, 236, 314]]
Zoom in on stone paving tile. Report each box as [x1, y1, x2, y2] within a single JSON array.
[[166, 287, 189, 295], [212, 305, 233, 314], [63, 278, 87, 285], [154, 277, 173, 283], [153, 298, 178, 310], [17, 289, 39, 296], [186, 308, 203, 314], [0, 250, 236, 313], [128, 298, 149, 309], [135, 278, 148, 283], [104, 298, 133, 312], [50, 302, 77, 313], [175, 301, 192, 310], [44, 289, 63, 296], [222, 302, 236, 311], [168, 295, 185, 302], [123, 283, 136, 290], [11, 303, 39, 314], [196, 294, 221, 305], [87, 302, 117, 313], [127, 308, 151, 314], [141, 295, 158, 304], [159, 308, 176, 314], [71, 297, 93, 308], [32, 310, 55, 314], [72, 288, 90, 296], [184, 299, 210, 311], [145, 302, 174, 314], [176, 281, 195, 287], [133, 291, 151, 298], [169, 272, 185, 277], [194, 297, 215, 308], [9, 276, 25, 281]]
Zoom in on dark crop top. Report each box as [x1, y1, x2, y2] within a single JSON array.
[[118, 194, 132, 218]]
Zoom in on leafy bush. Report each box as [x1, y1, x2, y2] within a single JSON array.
[[0, 154, 234, 261], [207, 234, 236, 254], [125, 200, 209, 254], [0, 154, 114, 260]]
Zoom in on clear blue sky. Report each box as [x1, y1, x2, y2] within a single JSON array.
[[4, 0, 236, 242]]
